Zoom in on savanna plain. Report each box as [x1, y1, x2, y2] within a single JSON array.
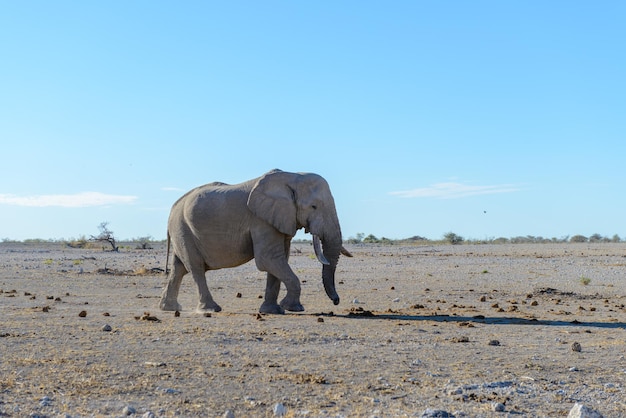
[[0, 242, 625, 417]]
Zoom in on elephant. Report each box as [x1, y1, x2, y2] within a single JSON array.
[[159, 169, 352, 314]]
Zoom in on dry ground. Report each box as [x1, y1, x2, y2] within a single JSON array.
[[0, 242, 625, 417]]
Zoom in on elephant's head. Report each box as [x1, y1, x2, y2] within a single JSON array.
[[247, 169, 352, 305]]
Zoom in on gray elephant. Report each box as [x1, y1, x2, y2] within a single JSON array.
[[159, 169, 352, 314]]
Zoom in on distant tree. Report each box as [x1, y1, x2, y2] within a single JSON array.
[[444, 232, 464, 245], [589, 233, 604, 243], [362, 234, 380, 243], [90, 222, 118, 251], [345, 232, 366, 244], [569, 235, 588, 243], [134, 236, 154, 250], [611, 234, 621, 243]]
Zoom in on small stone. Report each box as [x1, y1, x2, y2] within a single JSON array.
[[142, 412, 156, 418], [78, 310, 87, 317], [204, 312, 212, 317], [39, 396, 52, 407], [273, 402, 287, 416], [393, 297, 400, 302], [571, 342, 582, 352], [174, 310, 181, 317], [352, 298, 360, 304], [236, 292, 242, 298], [420, 409, 454, 418], [567, 403, 604, 418], [102, 324, 112, 332], [317, 317, 324, 323], [492, 402, 505, 412], [488, 339, 501, 346], [122, 405, 136, 416], [223, 411, 235, 418]]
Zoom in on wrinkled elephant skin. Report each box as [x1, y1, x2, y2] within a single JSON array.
[[159, 169, 351, 314]]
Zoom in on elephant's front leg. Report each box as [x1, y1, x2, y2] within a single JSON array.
[[259, 273, 285, 314]]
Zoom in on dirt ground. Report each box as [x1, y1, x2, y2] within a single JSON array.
[[0, 242, 624, 417]]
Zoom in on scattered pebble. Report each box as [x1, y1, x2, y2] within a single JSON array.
[[223, 410, 235, 418], [273, 402, 287, 416], [101, 324, 112, 332], [488, 339, 501, 346], [392, 297, 400, 302], [236, 292, 242, 298], [174, 310, 181, 317], [39, 396, 52, 407], [567, 403, 604, 418], [122, 405, 136, 415], [78, 310, 87, 317], [492, 402, 505, 412], [572, 342, 582, 352], [420, 408, 454, 417], [317, 317, 324, 323]]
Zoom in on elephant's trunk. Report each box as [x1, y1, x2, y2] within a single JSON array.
[[319, 234, 342, 306]]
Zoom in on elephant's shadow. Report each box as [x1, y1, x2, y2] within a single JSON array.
[[310, 312, 626, 329]]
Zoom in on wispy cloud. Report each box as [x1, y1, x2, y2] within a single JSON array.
[[0, 192, 138, 208], [390, 182, 520, 199]]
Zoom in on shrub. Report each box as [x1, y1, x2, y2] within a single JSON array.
[[444, 232, 464, 245], [570, 235, 588, 243]]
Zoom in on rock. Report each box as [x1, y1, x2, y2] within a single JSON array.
[[273, 402, 287, 416], [488, 339, 500, 346], [78, 310, 87, 317], [421, 409, 454, 417], [571, 342, 582, 352], [142, 412, 156, 418], [39, 396, 52, 407], [102, 324, 112, 332], [122, 405, 136, 415], [492, 402, 505, 412], [223, 410, 235, 418], [567, 403, 604, 418]]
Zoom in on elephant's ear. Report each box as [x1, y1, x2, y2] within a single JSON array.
[[247, 170, 298, 236]]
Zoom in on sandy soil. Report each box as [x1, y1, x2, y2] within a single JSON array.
[[0, 242, 624, 417]]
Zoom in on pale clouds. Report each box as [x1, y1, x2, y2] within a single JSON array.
[[391, 182, 520, 199], [0, 192, 138, 207]]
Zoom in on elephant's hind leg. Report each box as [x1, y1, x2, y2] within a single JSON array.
[[191, 268, 222, 313], [160, 256, 186, 311]]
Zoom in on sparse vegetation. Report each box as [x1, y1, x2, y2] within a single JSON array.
[[90, 222, 118, 252], [444, 232, 464, 245], [579, 276, 592, 286]]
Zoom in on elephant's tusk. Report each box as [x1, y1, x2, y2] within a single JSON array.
[[313, 235, 330, 265], [341, 246, 353, 257]]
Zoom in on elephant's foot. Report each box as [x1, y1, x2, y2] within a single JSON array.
[[159, 298, 182, 312], [280, 298, 305, 312], [196, 300, 222, 313], [259, 301, 285, 315]]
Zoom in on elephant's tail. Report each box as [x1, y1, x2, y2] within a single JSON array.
[[165, 232, 171, 275]]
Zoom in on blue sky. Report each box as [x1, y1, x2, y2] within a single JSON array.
[[1, 1, 624, 241]]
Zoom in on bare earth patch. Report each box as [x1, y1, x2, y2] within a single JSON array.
[[0, 242, 624, 417]]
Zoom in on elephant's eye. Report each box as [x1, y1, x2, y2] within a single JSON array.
[[311, 205, 318, 210]]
